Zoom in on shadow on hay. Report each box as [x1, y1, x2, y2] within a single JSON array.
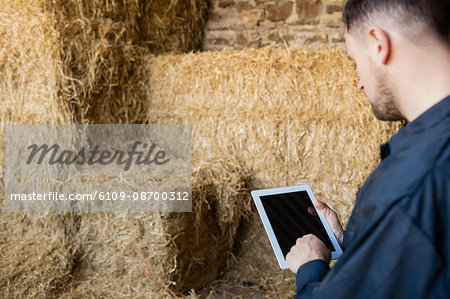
[[162, 161, 254, 292]]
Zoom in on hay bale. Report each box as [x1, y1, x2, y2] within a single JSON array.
[[45, 0, 151, 124], [46, 0, 208, 124], [146, 47, 403, 294], [0, 214, 79, 297], [62, 159, 252, 296], [0, 0, 71, 172], [147, 46, 402, 224], [0, 1, 76, 297], [59, 213, 169, 298], [1, 0, 211, 296], [1, 0, 208, 126]]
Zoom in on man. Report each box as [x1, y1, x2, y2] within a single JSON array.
[[286, 0, 450, 298]]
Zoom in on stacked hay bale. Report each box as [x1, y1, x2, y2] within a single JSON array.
[[0, 1, 76, 297], [147, 47, 403, 224], [62, 159, 252, 297], [47, 0, 151, 124], [0, 0, 402, 297], [146, 47, 403, 295], [44, 0, 238, 295], [0, 0, 217, 297], [47, 0, 208, 124], [0, 0, 71, 169]]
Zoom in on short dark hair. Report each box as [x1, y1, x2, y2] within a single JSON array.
[[343, 0, 450, 44]]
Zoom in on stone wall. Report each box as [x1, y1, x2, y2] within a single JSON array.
[[203, 0, 346, 50]]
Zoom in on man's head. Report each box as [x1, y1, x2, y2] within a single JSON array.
[[342, 0, 450, 121]]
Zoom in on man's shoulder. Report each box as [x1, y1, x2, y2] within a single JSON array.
[[347, 139, 450, 241], [372, 155, 450, 215], [360, 125, 449, 205]]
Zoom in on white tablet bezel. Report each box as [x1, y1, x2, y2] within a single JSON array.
[[251, 184, 343, 269]]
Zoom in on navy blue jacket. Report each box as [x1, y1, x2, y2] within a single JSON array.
[[296, 95, 450, 298]]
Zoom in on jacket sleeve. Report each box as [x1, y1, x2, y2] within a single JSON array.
[[296, 259, 330, 296], [295, 168, 450, 298]]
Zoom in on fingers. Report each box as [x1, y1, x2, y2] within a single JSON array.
[[295, 234, 315, 245], [288, 234, 332, 270], [307, 206, 317, 216], [312, 198, 327, 211], [313, 198, 333, 219]]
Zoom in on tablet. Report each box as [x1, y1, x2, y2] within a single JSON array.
[[251, 184, 343, 269]]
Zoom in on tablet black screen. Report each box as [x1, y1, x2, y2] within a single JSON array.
[[260, 191, 335, 258]]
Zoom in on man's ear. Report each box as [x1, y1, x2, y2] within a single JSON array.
[[367, 26, 391, 65]]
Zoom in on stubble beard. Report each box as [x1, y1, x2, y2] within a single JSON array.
[[370, 70, 404, 121]]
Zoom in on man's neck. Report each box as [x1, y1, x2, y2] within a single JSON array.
[[391, 38, 450, 122]]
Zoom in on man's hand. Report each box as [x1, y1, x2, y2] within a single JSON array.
[[286, 234, 331, 274], [310, 198, 344, 246]]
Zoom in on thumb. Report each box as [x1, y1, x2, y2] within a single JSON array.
[[312, 198, 327, 211]]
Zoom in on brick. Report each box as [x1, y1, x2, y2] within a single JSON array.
[[218, 0, 235, 8], [239, 10, 265, 24], [325, 4, 342, 14], [331, 37, 345, 43], [248, 30, 262, 47], [287, 19, 320, 25], [305, 34, 328, 43], [322, 0, 345, 5], [236, 1, 253, 12], [320, 11, 344, 28], [281, 34, 295, 42], [266, 1, 293, 21], [236, 32, 248, 44], [296, 0, 322, 20], [258, 19, 278, 29], [268, 32, 281, 42], [211, 37, 230, 45]]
